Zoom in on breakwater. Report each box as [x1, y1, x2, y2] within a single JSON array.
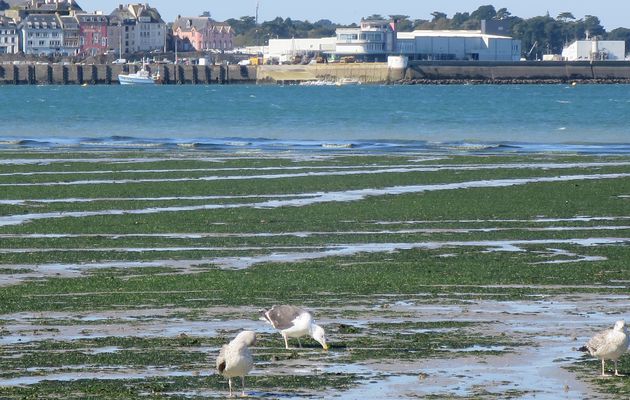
[[1, 61, 630, 85], [403, 60, 630, 84], [0, 63, 256, 85]]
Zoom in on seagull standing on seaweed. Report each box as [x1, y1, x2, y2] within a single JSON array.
[[579, 320, 629, 377], [216, 330, 257, 397], [261, 305, 329, 350]]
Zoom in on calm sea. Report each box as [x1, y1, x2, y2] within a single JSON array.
[[1, 84, 629, 153]]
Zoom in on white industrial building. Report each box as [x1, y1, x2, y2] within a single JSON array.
[[263, 18, 521, 63], [267, 37, 336, 63], [562, 39, 626, 61], [397, 30, 520, 61]]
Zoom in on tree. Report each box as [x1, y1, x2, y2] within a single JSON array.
[[607, 28, 630, 55], [412, 19, 430, 30], [470, 5, 496, 21], [225, 16, 257, 34], [364, 14, 385, 21], [557, 12, 575, 22], [496, 8, 511, 20], [430, 11, 447, 22], [583, 15, 605, 38], [450, 12, 470, 28]]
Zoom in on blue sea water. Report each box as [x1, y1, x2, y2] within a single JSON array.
[[1, 84, 629, 153]]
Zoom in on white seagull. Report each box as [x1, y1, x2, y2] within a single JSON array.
[[216, 330, 257, 397], [579, 320, 629, 376], [261, 305, 329, 350]]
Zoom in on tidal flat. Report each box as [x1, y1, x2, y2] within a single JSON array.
[[0, 150, 629, 399]]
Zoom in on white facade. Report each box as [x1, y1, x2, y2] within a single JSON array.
[[562, 40, 625, 61], [397, 30, 521, 61], [335, 19, 396, 60], [0, 17, 19, 54], [267, 37, 336, 62], [135, 16, 165, 52], [20, 14, 64, 55], [263, 29, 521, 63], [108, 3, 165, 54]]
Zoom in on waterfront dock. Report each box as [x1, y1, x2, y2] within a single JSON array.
[[1, 61, 630, 85]]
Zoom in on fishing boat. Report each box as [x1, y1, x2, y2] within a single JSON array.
[[118, 60, 159, 85], [336, 77, 361, 86]]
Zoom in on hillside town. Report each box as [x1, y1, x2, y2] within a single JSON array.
[[0, 0, 234, 62], [0, 0, 626, 65]]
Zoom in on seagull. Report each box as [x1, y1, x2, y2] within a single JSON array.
[[216, 330, 257, 397], [261, 305, 329, 350], [579, 320, 629, 376]]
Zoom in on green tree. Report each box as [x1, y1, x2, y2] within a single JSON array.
[[470, 5, 497, 21], [450, 12, 470, 28], [496, 8, 511, 20], [583, 15, 605, 37], [557, 12, 575, 22], [606, 28, 630, 54], [225, 16, 257, 34], [364, 14, 385, 20], [431, 11, 447, 22]]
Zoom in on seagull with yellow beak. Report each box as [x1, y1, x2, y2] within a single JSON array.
[[261, 305, 329, 350]]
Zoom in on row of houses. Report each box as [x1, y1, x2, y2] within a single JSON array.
[[0, 0, 234, 56]]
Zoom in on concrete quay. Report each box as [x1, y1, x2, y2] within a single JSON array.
[[0, 64, 256, 85], [1, 61, 630, 85]]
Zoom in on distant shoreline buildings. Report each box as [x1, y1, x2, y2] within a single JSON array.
[[0, 1, 625, 63]]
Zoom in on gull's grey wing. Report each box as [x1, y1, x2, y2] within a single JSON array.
[[265, 305, 307, 330], [586, 329, 611, 354]]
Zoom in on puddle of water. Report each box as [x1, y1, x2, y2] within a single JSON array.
[[3, 172, 630, 227]]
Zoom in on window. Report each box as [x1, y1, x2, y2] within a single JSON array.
[[339, 33, 358, 41]]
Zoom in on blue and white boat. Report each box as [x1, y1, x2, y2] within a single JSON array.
[[118, 61, 159, 85]]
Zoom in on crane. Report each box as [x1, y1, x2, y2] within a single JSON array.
[[527, 41, 539, 60]]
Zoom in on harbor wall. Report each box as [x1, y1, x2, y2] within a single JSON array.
[[1, 61, 630, 84], [0, 64, 257, 85], [256, 63, 395, 83], [404, 61, 630, 82]]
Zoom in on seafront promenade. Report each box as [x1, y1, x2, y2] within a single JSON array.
[[2, 61, 630, 85]]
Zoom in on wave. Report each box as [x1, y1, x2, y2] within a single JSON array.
[[0, 135, 629, 155]]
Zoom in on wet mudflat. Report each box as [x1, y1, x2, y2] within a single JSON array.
[[0, 150, 629, 399]]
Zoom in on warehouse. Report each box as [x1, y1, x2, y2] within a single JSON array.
[[562, 39, 626, 61], [396, 30, 521, 62]]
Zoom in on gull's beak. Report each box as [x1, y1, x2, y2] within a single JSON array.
[[323, 343, 330, 351]]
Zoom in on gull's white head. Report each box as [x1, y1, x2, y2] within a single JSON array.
[[311, 324, 329, 350], [613, 320, 627, 332]]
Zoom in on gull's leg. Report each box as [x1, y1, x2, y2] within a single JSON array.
[[614, 360, 625, 376], [241, 376, 248, 397], [601, 359, 611, 377], [283, 333, 290, 349], [229, 378, 234, 397], [297, 337, 302, 348]]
